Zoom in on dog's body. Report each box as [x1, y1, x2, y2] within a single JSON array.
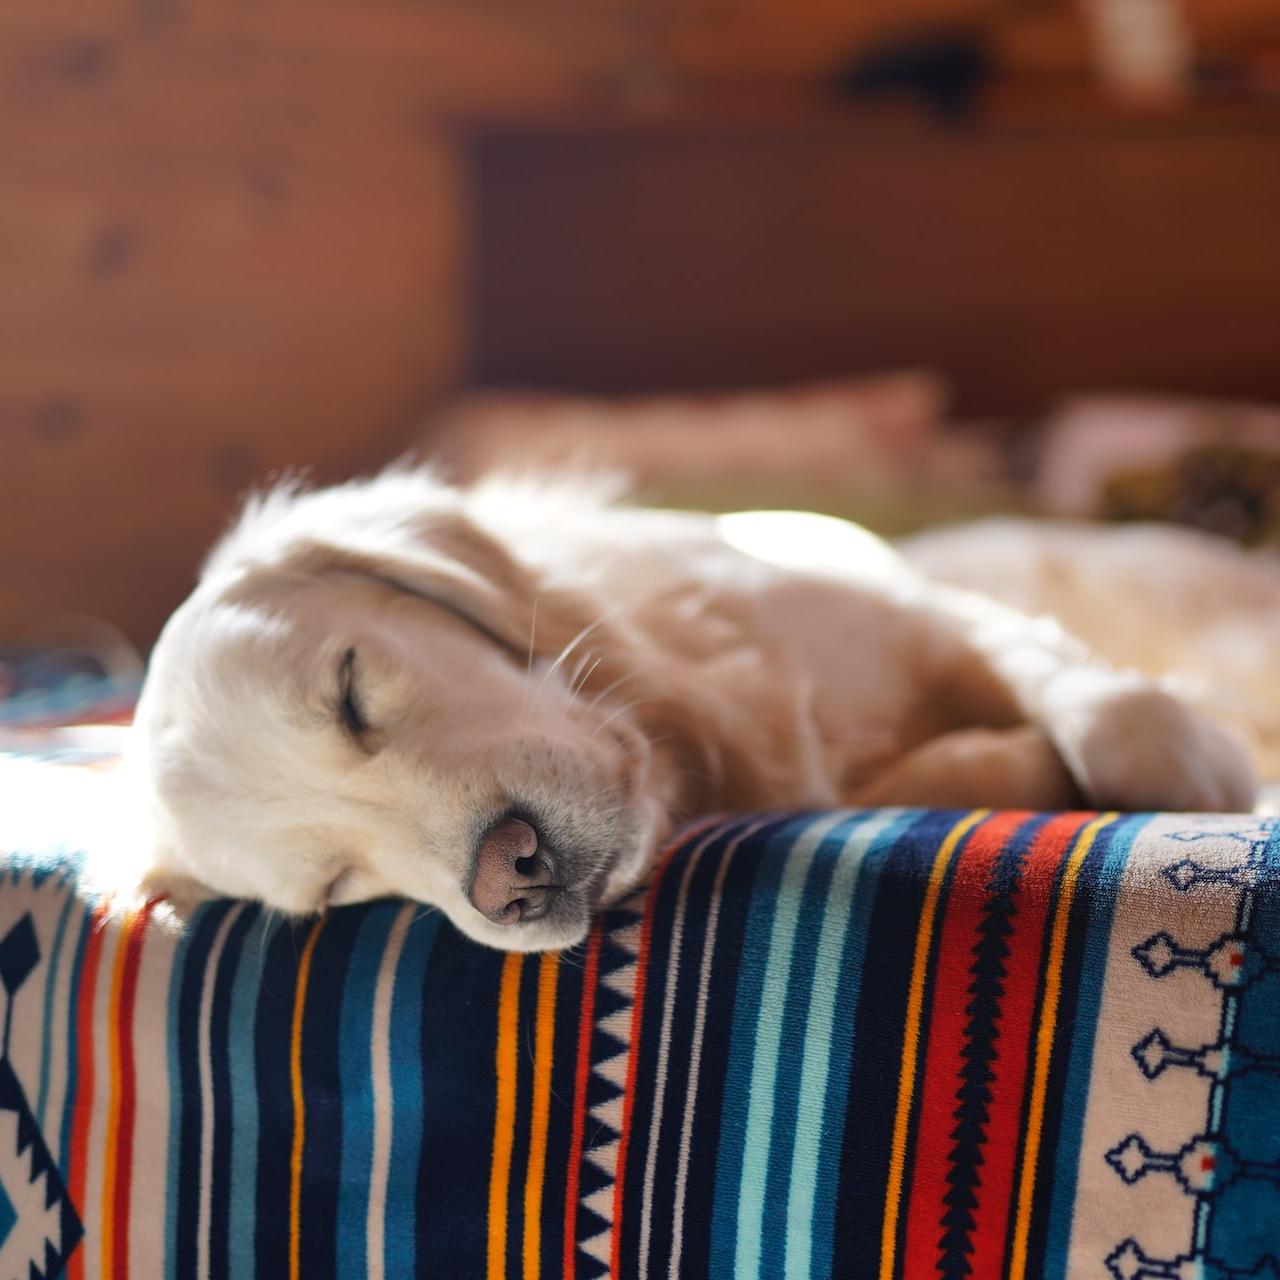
[[132, 468, 1261, 951]]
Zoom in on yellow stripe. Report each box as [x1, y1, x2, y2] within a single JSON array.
[[878, 809, 987, 1280], [522, 954, 560, 1279], [101, 909, 134, 1279], [488, 952, 525, 1280], [1008, 811, 1117, 1280], [289, 919, 325, 1280]]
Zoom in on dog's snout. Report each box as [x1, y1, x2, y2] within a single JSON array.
[[470, 815, 560, 925]]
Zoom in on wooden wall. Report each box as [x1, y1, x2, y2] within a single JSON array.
[[4, 0, 1280, 646], [0, 0, 638, 646], [469, 101, 1280, 414]]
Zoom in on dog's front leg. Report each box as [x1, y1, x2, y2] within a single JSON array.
[[922, 584, 1258, 814]]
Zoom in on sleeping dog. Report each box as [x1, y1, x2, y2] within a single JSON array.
[[131, 468, 1259, 951]]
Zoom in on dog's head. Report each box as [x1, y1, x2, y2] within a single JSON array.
[[132, 471, 670, 951]]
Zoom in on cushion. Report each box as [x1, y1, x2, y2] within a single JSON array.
[[1, 742, 1277, 1278]]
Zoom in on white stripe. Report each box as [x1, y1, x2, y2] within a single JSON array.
[[129, 911, 180, 1278], [637, 819, 736, 1278], [197, 905, 246, 1280], [367, 902, 416, 1278], [668, 815, 779, 1278]]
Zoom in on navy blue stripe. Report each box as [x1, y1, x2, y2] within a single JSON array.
[[296, 906, 367, 1278], [415, 921, 506, 1274], [619, 819, 748, 1273], [541, 942, 587, 1276], [253, 919, 316, 1274]]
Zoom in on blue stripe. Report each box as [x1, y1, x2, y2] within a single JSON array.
[[37, 884, 77, 1129], [58, 899, 93, 1178], [1041, 813, 1144, 1275], [335, 902, 405, 1279], [707, 812, 844, 1280], [796, 808, 920, 1279], [385, 908, 439, 1276], [226, 910, 281, 1280], [225, 910, 279, 1279]]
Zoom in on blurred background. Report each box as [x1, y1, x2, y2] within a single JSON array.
[[3, 0, 1280, 724]]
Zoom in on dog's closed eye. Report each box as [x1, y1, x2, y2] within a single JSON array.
[[337, 647, 371, 741]]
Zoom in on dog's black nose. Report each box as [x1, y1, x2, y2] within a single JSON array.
[[469, 816, 560, 924]]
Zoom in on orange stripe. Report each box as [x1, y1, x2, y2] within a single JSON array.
[[488, 952, 524, 1280], [523, 953, 560, 1279], [1008, 812, 1116, 1280], [67, 903, 109, 1280], [289, 919, 325, 1280], [878, 809, 987, 1280], [100, 906, 140, 1274]]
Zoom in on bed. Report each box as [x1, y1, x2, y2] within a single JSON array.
[[1, 728, 1277, 1279]]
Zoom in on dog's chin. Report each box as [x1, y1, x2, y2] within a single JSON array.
[[456, 900, 595, 953]]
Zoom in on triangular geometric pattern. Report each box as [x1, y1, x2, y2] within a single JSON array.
[[0, 912, 82, 1280], [576, 892, 646, 1280]]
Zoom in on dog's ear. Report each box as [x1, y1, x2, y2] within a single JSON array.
[[210, 472, 625, 665], [276, 510, 546, 658]]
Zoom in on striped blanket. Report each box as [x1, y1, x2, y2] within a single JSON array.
[[1, 749, 1279, 1277]]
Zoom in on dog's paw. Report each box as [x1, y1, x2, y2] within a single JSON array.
[[1051, 677, 1257, 813], [138, 866, 217, 922]]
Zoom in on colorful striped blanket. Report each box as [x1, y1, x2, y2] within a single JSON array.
[[1, 745, 1279, 1278]]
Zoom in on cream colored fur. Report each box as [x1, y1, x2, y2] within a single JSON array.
[[131, 470, 1259, 951]]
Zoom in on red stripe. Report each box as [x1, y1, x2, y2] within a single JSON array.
[[111, 901, 157, 1277], [901, 811, 1026, 1278], [67, 903, 109, 1280], [608, 827, 696, 1280], [562, 922, 604, 1280], [968, 812, 1085, 1272]]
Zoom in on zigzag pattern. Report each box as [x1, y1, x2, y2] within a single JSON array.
[[575, 894, 646, 1278], [0, 912, 82, 1279], [938, 840, 1024, 1278]]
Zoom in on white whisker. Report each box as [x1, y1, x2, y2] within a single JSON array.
[[571, 655, 603, 701], [593, 698, 649, 738], [587, 669, 642, 711], [539, 615, 608, 693]]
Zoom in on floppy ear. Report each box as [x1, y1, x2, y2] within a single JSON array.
[[210, 470, 640, 681], [276, 510, 548, 657]]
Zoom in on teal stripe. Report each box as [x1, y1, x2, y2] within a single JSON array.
[[710, 814, 820, 1278], [58, 900, 93, 1178], [335, 903, 405, 1280], [37, 885, 77, 1128], [384, 909, 439, 1276], [1041, 813, 1144, 1275], [787, 808, 917, 1279], [733, 811, 859, 1278], [227, 912, 283, 1280]]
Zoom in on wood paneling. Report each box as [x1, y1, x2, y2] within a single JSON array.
[[469, 109, 1280, 413], [5, 0, 1280, 646]]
